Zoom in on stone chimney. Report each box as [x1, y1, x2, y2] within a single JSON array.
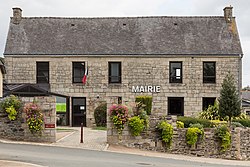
[[12, 7, 22, 24], [223, 6, 233, 23]]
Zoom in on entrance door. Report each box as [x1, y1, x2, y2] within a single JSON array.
[[72, 97, 86, 127], [168, 97, 184, 116]]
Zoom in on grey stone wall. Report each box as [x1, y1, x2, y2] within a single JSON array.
[[0, 96, 56, 143], [0, 111, 24, 141], [4, 55, 241, 126], [108, 116, 250, 160]]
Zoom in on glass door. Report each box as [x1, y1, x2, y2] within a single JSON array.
[[72, 97, 86, 127]]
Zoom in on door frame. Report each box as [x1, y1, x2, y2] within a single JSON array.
[[71, 97, 87, 127]]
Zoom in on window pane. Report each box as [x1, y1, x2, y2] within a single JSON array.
[[73, 62, 85, 83], [111, 63, 119, 76], [170, 62, 182, 83], [37, 62, 49, 83], [203, 62, 216, 83], [109, 62, 121, 83]]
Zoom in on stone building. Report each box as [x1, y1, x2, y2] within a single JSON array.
[[242, 91, 250, 115], [3, 7, 243, 127]]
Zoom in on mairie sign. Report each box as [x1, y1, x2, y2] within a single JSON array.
[[132, 86, 160, 93]]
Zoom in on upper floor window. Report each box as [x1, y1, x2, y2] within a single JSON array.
[[73, 62, 85, 83], [170, 62, 182, 83], [36, 62, 49, 83], [203, 62, 216, 83], [109, 62, 121, 84]]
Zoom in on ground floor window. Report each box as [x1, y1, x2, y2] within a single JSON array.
[[168, 97, 184, 116], [202, 97, 216, 110]]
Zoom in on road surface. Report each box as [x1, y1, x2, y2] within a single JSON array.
[[0, 142, 245, 167]]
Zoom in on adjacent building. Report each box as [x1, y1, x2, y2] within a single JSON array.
[[242, 91, 250, 115], [4, 7, 243, 127]]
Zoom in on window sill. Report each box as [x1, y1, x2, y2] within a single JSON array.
[[108, 83, 122, 87], [169, 83, 184, 86], [203, 82, 216, 84], [72, 83, 87, 86]]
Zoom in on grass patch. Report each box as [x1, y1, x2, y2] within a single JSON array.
[[92, 127, 107, 131]]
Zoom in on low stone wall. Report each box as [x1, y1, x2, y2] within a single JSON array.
[[0, 111, 24, 141], [0, 96, 56, 143], [107, 116, 250, 160]]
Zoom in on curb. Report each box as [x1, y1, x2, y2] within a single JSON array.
[[106, 144, 250, 167], [0, 160, 46, 167]]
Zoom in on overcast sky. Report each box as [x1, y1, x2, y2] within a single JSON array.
[[0, 0, 249, 87]]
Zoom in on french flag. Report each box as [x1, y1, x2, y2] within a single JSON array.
[[82, 65, 88, 85]]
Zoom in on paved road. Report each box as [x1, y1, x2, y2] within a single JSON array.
[[0, 143, 245, 167]]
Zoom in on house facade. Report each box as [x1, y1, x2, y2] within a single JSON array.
[[4, 7, 243, 127]]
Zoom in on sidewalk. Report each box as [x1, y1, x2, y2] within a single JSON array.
[[1, 127, 250, 167], [52, 127, 108, 150], [0, 160, 45, 167]]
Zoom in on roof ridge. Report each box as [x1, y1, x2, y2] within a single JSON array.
[[17, 16, 227, 20]]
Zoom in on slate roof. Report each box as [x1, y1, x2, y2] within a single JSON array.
[[4, 16, 243, 56], [3, 83, 68, 97]]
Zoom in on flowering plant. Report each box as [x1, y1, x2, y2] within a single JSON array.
[[109, 104, 129, 135], [23, 103, 44, 135], [0, 95, 22, 121]]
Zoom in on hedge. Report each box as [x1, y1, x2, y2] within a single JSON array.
[[232, 119, 250, 127], [177, 116, 213, 128], [94, 102, 107, 127]]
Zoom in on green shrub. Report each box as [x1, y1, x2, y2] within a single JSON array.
[[131, 102, 150, 130], [177, 116, 213, 128], [177, 121, 184, 128], [186, 124, 204, 146], [199, 100, 219, 120], [210, 120, 227, 127], [215, 125, 231, 152], [190, 123, 203, 129], [233, 113, 249, 120], [5, 106, 18, 121], [139, 110, 149, 130], [135, 96, 152, 115], [0, 95, 22, 121], [128, 116, 145, 136], [94, 102, 107, 127], [231, 122, 244, 128], [157, 121, 173, 147], [232, 119, 250, 127]]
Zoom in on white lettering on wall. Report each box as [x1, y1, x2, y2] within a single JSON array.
[[131, 86, 161, 93], [132, 86, 140, 93]]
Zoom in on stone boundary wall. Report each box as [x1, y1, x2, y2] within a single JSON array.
[[0, 96, 56, 143], [107, 116, 250, 160]]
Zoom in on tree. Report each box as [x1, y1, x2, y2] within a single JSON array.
[[218, 73, 241, 123]]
